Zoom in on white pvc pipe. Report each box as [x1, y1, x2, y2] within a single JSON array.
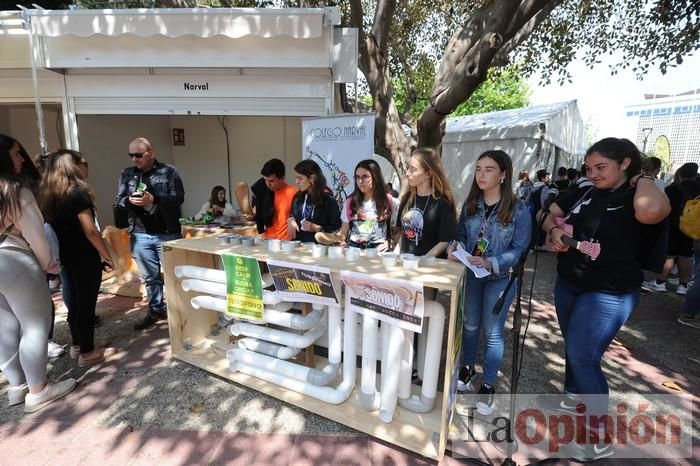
[[359, 315, 380, 411], [182, 279, 285, 306], [417, 320, 427, 381], [398, 300, 446, 413], [190, 296, 320, 330], [228, 313, 327, 349], [238, 338, 299, 360], [227, 347, 339, 386], [228, 305, 358, 404], [398, 328, 413, 401], [326, 304, 342, 365], [380, 322, 389, 393], [174, 266, 272, 288], [175, 265, 225, 282], [378, 324, 404, 423]]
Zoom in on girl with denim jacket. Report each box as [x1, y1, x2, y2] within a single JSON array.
[[448, 150, 531, 415]]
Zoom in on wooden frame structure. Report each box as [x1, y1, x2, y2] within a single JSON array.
[[163, 236, 465, 460]]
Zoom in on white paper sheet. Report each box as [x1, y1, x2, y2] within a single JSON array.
[[451, 248, 491, 278]]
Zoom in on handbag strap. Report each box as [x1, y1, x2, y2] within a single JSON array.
[[0, 223, 14, 245]]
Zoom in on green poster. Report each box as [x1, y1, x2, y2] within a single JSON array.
[[221, 254, 264, 321]]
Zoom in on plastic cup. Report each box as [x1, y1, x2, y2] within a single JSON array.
[[346, 247, 360, 262], [364, 248, 379, 258], [312, 244, 327, 257], [282, 240, 296, 252], [268, 239, 282, 252], [382, 254, 398, 266], [241, 237, 254, 247], [403, 257, 420, 270], [328, 246, 344, 259]]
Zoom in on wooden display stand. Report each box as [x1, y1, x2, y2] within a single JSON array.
[[163, 236, 465, 461]]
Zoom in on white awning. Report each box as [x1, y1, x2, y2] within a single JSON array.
[[27, 7, 336, 39]]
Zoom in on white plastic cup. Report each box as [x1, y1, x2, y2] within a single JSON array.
[[312, 244, 328, 258], [282, 240, 296, 252], [241, 237, 254, 247], [365, 248, 379, 258], [268, 239, 282, 252], [382, 254, 398, 266], [346, 247, 360, 262], [254, 237, 265, 245], [403, 257, 420, 270], [328, 246, 344, 259], [400, 253, 415, 262]]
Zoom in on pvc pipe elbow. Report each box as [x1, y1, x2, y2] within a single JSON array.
[[175, 265, 226, 282], [398, 395, 436, 413], [359, 391, 381, 411], [306, 362, 340, 386]]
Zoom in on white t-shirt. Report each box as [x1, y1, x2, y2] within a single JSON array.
[[341, 195, 398, 244]]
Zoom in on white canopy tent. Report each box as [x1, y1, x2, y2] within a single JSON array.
[[0, 7, 357, 221], [442, 100, 588, 208]]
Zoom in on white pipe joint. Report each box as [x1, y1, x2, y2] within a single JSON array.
[[398, 300, 446, 413], [378, 324, 404, 423]]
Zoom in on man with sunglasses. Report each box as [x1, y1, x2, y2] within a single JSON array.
[[116, 137, 185, 330]]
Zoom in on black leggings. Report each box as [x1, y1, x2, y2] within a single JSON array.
[[61, 254, 101, 354]]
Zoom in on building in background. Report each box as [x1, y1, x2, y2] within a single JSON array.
[[624, 90, 700, 174]]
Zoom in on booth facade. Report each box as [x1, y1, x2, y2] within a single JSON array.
[[0, 7, 357, 220]]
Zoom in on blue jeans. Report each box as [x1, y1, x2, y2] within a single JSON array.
[[554, 277, 639, 419], [684, 279, 700, 317], [461, 273, 515, 384], [131, 232, 181, 316]]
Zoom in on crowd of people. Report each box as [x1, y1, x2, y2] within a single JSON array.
[[1, 131, 698, 463]]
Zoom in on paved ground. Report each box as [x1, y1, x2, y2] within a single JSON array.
[[0, 252, 698, 465]]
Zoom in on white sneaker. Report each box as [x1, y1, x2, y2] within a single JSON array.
[[641, 280, 667, 292], [24, 379, 77, 413], [7, 383, 28, 406], [47, 341, 66, 358], [676, 284, 688, 295]]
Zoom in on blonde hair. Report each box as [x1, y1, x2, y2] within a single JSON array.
[[400, 147, 455, 218]]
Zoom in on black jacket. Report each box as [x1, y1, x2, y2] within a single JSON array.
[[291, 191, 341, 243], [116, 160, 185, 235], [250, 177, 274, 234]]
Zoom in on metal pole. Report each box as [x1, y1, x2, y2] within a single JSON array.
[[20, 8, 48, 156]]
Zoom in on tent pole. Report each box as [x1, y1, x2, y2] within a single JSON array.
[[20, 8, 48, 156]]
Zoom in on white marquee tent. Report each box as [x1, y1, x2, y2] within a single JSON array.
[[441, 100, 588, 208]]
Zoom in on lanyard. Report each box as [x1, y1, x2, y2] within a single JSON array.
[[301, 194, 315, 220], [478, 200, 500, 239]]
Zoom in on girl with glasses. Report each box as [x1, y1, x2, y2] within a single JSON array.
[[287, 159, 341, 243], [329, 159, 398, 250]]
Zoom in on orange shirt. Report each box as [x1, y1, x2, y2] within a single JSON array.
[[264, 183, 297, 240]]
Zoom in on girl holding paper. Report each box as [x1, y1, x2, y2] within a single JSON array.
[[448, 150, 531, 415]]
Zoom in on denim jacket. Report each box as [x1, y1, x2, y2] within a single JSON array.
[[116, 160, 185, 234], [455, 197, 532, 279]]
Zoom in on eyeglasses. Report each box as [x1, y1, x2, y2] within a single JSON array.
[[354, 175, 372, 182]]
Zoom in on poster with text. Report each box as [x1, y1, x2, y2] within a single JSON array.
[[302, 113, 375, 210], [267, 260, 338, 305], [340, 270, 424, 333], [221, 254, 264, 321]]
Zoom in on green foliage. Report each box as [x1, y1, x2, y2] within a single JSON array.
[[452, 67, 530, 117], [392, 65, 530, 122]]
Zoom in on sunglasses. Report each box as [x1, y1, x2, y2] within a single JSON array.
[[128, 151, 149, 159]]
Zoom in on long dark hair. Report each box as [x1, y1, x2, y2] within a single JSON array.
[[400, 147, 455, 218], [209, 185, 226, 208], [0, 134, 40, 189], [39, 149, 95, 223], [464, 150, 517, 225], [350, 159, 390, 221], [294, 159, 328, 205], [585, 138, 642, 180]]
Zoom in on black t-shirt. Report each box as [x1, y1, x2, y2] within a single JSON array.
[[398, 194, 456, 257], [555, 184, 667, 293], [51, 187, 99, 266]]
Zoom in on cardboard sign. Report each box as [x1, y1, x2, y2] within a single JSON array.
[[267, 260, 338, 305], [221, 254, 264, 321]]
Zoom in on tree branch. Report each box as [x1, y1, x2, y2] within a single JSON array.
[[371, 0, 397, 54], [494, 0, 562, 65]]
